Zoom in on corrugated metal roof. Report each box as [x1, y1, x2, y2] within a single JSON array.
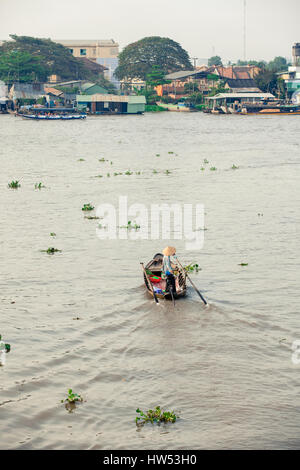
[[44, 87, 63, 97], [77, 94, 146, 103], [208, 92, 275, 100]]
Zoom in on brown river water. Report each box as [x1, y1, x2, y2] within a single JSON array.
[[0, 112, 300, 449]]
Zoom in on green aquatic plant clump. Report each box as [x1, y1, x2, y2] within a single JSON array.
[[120, 221, 140, 230], [136, 406, 179, 425], [8, 180, 21, 189], [41, 247, 62, 254], [34, 182, 45, 189], [82, 203, 94, 211], [0, 335, 10, 353], [184, 263, 200, 273], [61, 389, 83, 404]]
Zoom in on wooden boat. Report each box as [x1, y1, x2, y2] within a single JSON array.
[[142, 253, 187, 300], [18, 113, 86, 120]]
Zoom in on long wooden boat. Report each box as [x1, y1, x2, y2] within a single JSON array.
[[17, 113, 86, 120], [143, 253, 187, 300]]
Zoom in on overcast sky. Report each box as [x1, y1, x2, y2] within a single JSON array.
[[0, 0, 299, 63]]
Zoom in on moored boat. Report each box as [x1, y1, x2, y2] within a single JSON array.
[[16, 106, 86, 120], [18, 113, 86, 120], [142, 253, 187, 300]]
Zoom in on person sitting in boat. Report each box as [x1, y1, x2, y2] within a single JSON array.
[[162, 246, 178, 296]]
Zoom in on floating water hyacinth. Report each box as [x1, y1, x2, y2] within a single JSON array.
[[136, 406, 179, 426], [41, 247, 62, 254], [8, 180, 21, 189], [61, 389, 83, 404], [184, 263, 200, 273], [82, 203, 94, 211], [35, 182, 45, 189], [120, 221, 140, 230]]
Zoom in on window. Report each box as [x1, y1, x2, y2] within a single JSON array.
[[69, 49, 73, 54], [80, 49, 87, 56]]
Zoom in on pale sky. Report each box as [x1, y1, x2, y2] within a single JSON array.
[[0, 0, 299, 63]]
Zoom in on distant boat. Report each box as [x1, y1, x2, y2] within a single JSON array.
[[16, 106, 86, 120], [18, 113, 86, 120]]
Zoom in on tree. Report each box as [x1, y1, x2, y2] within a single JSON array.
[[145, 66, 171, 88], [267, 56, 287, 73], [208, 56, 223, 67], [115, 36, 192, 81], [0, 50, 49, 82], [134, 67, 171, 105], [185, 92, 203, 105], [236, 59, 267, 68], [0, 35, 103, 82], [255, 69, 278, 94], [184, 81, 199, 93]]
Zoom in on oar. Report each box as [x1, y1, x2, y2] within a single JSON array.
[[176, 259, 208, 306], [140, 263, 159, 304], [169, 285, 175, 307]]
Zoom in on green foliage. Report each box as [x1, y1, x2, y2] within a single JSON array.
[[208, 56, 223, 66], [185, 92, 204, 105], [145, 104, 167, 112], [50, 232, 56, 237], [0, 335, 11, 353], [82, 203, 94, 211], [0, 49, 49, 82], [239, 263, 249, 266], [184, 81, 199, 93], [120, 221, 140, 230], [136, 406, 179, 425], [232, 164, 239, 169], [40, 247, 62, 254], [236, 59, 267, 68], [34, 182, 45, 189], [115, 36, 192, 80], [61, 389, 83, 404], [255, 69, 278, 94], [184, 263, 200, 273], [267, 56, 287, 73], [8, 180, 21, 188], [0, 35, 102, 82], [146, 66, 171, 88]]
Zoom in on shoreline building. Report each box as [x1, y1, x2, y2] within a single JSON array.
[[54, 39, 119, 61], [282, 43, 300, 99], [54, 39, 120, 88]]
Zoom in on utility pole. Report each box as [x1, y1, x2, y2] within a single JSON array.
[[243, 0, 247, 61]]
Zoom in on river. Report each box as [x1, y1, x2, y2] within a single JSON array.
[[0, 111, 300, 449]]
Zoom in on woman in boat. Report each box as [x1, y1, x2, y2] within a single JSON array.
[[162, 246, 178, 296]]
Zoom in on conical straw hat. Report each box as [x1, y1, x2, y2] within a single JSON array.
[[162, 246, 176, 256]]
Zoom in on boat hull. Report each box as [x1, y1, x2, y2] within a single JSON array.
[[143, 253, 187, 300], [18, 114, 86, 120]]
